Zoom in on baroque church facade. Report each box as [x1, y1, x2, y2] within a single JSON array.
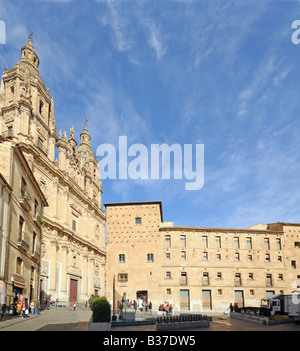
[[0, 38, 106, 305]]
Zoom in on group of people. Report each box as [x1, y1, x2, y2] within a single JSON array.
[[69, 301, 77, 311], [118, 298, 153, 315], [158, 301, 173, 315], [16, 298, 41, 318]]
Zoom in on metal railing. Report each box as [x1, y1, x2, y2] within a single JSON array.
[[156, 314, 209, 324], [18, 231, 30, 249]]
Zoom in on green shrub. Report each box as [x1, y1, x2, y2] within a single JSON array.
[[92, 297, 111, 323]]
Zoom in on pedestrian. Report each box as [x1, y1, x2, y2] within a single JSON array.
[[36, 300, 41, 315], [230, 303, 233, 312], [169, 304, 173, 316], [17, 300, 22, 315], [149, 301, 152, 316], [30, 299, 35, 315], [69, 302, 72, 311], [22, 300, 26, 318], [46, 299, 50, 310], [24, 298, 29, 318], [73, 301, 76, 311], [133, 300, 137, 312]]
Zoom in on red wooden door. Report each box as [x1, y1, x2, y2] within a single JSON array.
[[70, 279, 78, 302]]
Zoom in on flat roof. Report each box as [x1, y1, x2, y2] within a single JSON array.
[[104, 201, 163, 221], [159, 225, 283, 234]]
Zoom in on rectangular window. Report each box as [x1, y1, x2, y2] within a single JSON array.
[[215, 236, 221, 248], [276, 238, 281, 250], [246, 237, 252, 250], [181, 251, 186, 260], [234, 237, 239, 249], [235, 253, 240, 261], [37, 137, 44, 151], [180, 235, 186, 248], [17, 258, 22, 275], [180, 272, 187, 285], [248, 255, 252, 261], [135, 217, 142, 225], [203, 251, 208, 261], [147, 253, 154, 262], [119, 254, 125, 263], [166, 271, 171, 279], [32, 232, 36, 254], [216, 254, 221, 261], [202, 236, 208, 249], [266, 274, 272, 287], [18, 216, 24, 242], [265, 254, 270, 262], [165, 235, 171, 248], [72, 218, 77, 232], [235, 273, 241, 286], [166, 253, 170, 260], [166, 288, 171, 295], [292, 260, 297, 269], [21, 177, 27, 196], [118, 273, 128, 282], [202, 272, 209, 286], [264, 238, 270, 250]]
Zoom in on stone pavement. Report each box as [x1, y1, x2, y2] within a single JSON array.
[[0, 305, 92, 331], [1, 307, 300, 332]]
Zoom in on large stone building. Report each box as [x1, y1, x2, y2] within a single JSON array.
[[0, 141, 48, 307], [105, 201, 300, 313], [0, 38, 106, 305]]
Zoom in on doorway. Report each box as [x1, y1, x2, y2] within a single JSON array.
[[180, 289, 190, 311], [70, 279, 78, 302], [136, 290, 148, 310]]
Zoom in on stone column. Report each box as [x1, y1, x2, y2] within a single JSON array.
[[49, 237, 57, 292], [89, 253, 95, 296], [60, 237, 68, 293], [82, 248, 88, 296]]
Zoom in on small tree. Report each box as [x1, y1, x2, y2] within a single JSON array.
[[92, 297, 111, 323]]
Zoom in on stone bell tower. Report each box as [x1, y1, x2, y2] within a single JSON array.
[[0, 37, 56, 161]]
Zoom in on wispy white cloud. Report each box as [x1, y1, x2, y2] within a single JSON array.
[[99, 0, 133, 52], [142, 19, 167, 59]]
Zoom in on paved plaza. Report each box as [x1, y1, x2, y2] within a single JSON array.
[[0, 306, 300, 332]]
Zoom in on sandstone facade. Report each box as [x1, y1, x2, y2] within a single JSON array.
[[105, 201, 300, 313], [0, 38, 106, 305]]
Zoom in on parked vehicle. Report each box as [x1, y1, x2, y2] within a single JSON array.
[[237, 293, 300, 321]]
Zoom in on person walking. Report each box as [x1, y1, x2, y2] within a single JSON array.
[[17, 300, 22, 315], [149, 301, 152, 316], [69, 302, 72, 311], [36, 300, 41, 315], [73, 301, 76, 311], [22, 300, 26, 318], [30, 300, 35, 315], [169, 304, 173, 316]]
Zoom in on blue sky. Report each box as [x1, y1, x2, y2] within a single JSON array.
[[1, 0, 300, 228]]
